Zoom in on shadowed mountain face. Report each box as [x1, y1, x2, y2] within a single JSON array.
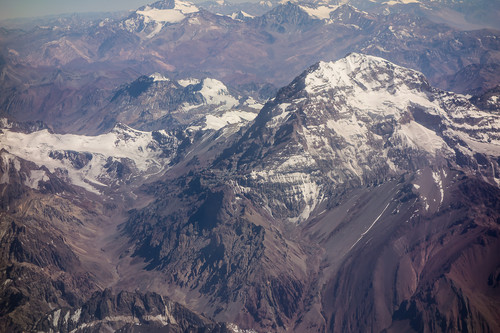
[[1, 1, 500, 331]]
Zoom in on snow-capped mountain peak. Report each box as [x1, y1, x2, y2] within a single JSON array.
[[136, 0, 199, 23], [149, 72, 170, 82], [298, 3, 339, 20], [198, 78, 239, 108], [302, 53, 500, 144], [382, 0, 422, 5], [229, 10, 255, 21], [303, 53, 431, 115], [123, 0, 199, 37], [224, 53, 500, 223], [306, 52, 424, 90]]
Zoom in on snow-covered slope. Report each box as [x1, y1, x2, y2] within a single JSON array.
[[189, 78, 259, 130], [136, 0, 199, 23], [106, 74, 259, 133], [0, 123, 179, 193], [0, 73, 261, 194], [229, 10, 255, 21], [225, 53, 500, 223], [299, 4, 339, 20], [302, 53, 500, 146], [198, 78, 239, 108], [123, 0, 199, 37]]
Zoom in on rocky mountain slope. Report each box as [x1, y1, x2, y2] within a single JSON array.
[[0, 150, 111, 331], [34, 289, 233, 332], [117, 53, 500, 332], [0, 120, 247, 331]]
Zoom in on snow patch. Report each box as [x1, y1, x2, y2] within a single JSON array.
[[136, 1, 199, 24], [178, 78, 200, 87], [0, 153, 21, 184], [143, 314, 172, 326], [63, 311, 70, 325], [326, 114, 366, 141], [432, 170, 444, 205], [230, 11, 254, 20], [188, 17, 201, 25], [384, 0, 421, 5], [204, 111, 257, 130], [25, 170, 49, 189], [227, 322, 258, 333], [199, 78, 238, 108], [150, 73, 169, 82], [52, 309, 61, 327], [244, 97, 264, 110], [299, 5, 338, 20], [422, 197, 429, 211], [69, 315, 139, 332], [71, 308, 81, 323], [269, 103, 291, 127], [350, 201, 391, 250], [398, 122, 448, 155], [248, 169, 322, 223], [0, 118, 12, 129]]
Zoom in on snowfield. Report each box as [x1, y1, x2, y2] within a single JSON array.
[[136, 1, 199, 24], [0, 124, 175, 193]]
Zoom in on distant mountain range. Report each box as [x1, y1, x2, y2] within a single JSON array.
[[0, 1, 500, 332], [1, 0, 499, 135]]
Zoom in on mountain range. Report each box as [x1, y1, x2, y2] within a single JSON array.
[[1, 0, 500, 134], [0, 0, 500, 332]]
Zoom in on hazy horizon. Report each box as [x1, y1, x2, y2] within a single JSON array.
[[0, 0, 254, 21]]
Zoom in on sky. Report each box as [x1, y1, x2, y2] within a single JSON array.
[[0, 0, 158, 21]]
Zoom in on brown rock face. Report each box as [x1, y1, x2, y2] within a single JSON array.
[[321, 175, 500, 333]]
